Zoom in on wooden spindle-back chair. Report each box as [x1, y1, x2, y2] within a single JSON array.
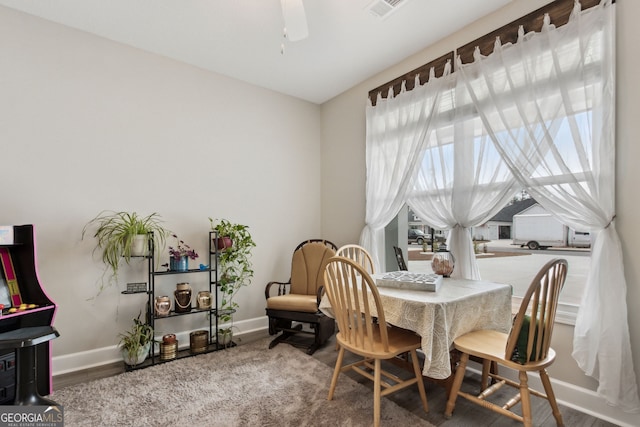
[[323, 256, 428, 427], [445, 258, 568, 427]]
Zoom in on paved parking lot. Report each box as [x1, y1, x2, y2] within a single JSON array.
[[407, 240, 590, 306]]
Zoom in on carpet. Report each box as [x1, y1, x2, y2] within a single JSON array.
[[52, 338, 434, 426]]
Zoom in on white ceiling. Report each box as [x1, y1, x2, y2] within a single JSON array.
[[0, 0, 514, 104]]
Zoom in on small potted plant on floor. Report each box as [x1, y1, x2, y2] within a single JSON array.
[[119, 312, 154, 366], [209, 218, 256, 346], [82, 211, 168, 288]]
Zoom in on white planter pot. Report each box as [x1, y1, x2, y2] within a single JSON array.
[[131, 234, 149, 257], [217, 330, 233, 347], [122, 342, 151, 366]]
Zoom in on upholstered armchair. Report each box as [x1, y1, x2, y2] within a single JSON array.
[[264, 239, 337, 355]]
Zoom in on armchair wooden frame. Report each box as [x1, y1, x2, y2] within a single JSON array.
[[444, 258, 568, 427], [323, 256, 428, 427], [265, 239, 337, 355]]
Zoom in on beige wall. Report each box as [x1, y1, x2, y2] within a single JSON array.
[[0, 6, 323, 357], [321, 0, 639, 420]]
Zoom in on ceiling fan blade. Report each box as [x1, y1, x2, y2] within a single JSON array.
[[281, 0, 308, 42]]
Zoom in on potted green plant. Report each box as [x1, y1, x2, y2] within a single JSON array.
[[164, 234, 199, 272], [209, 218, 256, 346], [82, 211, 168, 286], [118, 312, 154, 366]]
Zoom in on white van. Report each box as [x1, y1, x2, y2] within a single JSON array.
[[568, 230, 591, 248]]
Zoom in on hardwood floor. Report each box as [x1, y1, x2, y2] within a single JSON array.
[[53, 331, 619, 426]]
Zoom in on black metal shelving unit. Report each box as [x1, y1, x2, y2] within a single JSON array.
[[124, 231, 235, 371]]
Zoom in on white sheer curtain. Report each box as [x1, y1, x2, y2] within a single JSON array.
[[406, 73, 519, 279], [361, 69, 449, 271], [363, 0, 638, 410], [458, 0, 639, 412]]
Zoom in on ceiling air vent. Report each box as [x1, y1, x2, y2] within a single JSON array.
[[366, 0, 410, 20]]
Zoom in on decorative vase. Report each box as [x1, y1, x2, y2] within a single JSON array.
[[170, 256, 189, 272], [174, 282, 192, 313], [154, 295, 171, 316], [190, 330, 209, 354], [431, 244, 455, 277], [160, 334, 178, 361], [196, 291, 212, 310]]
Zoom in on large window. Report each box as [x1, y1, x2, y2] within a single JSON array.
[[367, 1, 637, 413], [402, 200, 590, 324]]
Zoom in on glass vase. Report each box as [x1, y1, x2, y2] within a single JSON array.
[[431, 244, 455, 277]]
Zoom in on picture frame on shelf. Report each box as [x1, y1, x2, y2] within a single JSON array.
[[0, 269, 11, 308], [126, 282, 147, 293]]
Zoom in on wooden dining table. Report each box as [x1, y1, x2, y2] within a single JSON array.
[[319, 271, 513, 380]]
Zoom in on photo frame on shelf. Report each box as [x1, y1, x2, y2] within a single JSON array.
[[0, 268, 12, 308], [0, 248, 22, 307]]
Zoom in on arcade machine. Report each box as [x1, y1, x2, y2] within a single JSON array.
[[0, 224, 58, 405]]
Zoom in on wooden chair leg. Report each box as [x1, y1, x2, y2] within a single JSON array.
[[328, 346, 345, 400], [410, 349, 429, 413], [445, 352, 469, 418], [481, 359, 491, 390], [373, 358, 382, 427], [519, 371, 533, 427], [540, 369, 565, 426]]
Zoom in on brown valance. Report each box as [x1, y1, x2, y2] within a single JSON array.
[[368, 0, 608, 106], [367, 51, 453, 106]]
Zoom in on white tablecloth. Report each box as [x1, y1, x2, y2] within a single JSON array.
[[320, 275, 512, 379]]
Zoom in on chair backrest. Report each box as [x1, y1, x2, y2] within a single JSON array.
[[392, 246, 408, 271], [290, 240, 337, 295], [505, 258, 568, 364], [336, 244, 375, 274], [323, 256, 390, 353]]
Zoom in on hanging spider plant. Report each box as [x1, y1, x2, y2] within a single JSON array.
[[82, 211, 168, 286]]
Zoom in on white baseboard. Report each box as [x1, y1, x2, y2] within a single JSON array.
[[52, 316, 269, 375], [466, 365, 638, 427]]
